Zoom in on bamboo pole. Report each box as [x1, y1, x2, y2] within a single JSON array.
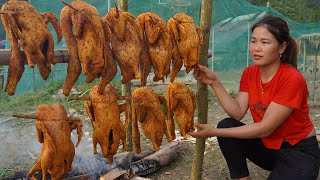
[[68, 96, 131, 101], [68, 97, 90, 101], [0, 49, 68, 65], [0, 10, 16, 14], [191, 0, 212, 180], [12, 113, 81, 122], [312, 45, 318, 107], [303, 40, 306, 72], [118, 0, 133, 152], [0, 66, 3, 89]]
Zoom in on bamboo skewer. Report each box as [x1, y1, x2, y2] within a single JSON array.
[[68, 97, 90, 101], [115, 2, 120, 18], [61, 0, 99, 16], [62, 0, 78, 12], [0, 10, 16, 14], [68, 96, 131, 101], [13, 113, 81, 122]]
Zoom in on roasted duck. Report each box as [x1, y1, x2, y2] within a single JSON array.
[[167, 82, 196, 139], [102, 8, 141, 84], [136, 12, 171, 83], [27, 103, 82, 180], [131, 87, 173, 154], [60, 0, 117, 95], [135, 14, 151, 86], [167, 13, 203, 82], [137, 36, 152, 86], [1, 0, 62, 95], [84, 84, 129, 164]]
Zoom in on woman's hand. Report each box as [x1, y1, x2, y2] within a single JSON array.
[[188, 123, 216, 138], [193, 65, 218, 86]]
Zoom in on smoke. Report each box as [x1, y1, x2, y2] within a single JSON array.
[[0, 119, 129, 179], [0, 120, 41, 167], [66, 131, 116, 178]]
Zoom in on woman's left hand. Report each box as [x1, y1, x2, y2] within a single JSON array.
[[188, 123, 216, 138]]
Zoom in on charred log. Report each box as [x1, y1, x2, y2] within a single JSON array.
[[101, 141, 183, 179]]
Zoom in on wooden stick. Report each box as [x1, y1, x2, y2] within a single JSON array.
[[68, 97, 90, 101], [62, 0, 78, 12], [12, 113, 81, 122], [115, 2, 119, 18], [68, 96, 131, 101], [118, 96, 131, 100], [0, 10, 16, 14]]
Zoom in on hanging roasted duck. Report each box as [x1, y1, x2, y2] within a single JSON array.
[[131, 86, 174, 154], [60, 0, 117, 95], [84, 84, 130, 164], [135, 14, 151, 86], [26, 103, 82, 180], [167, 13, 203, 82], [136, 12, 171, 83], [102, 8, 141, 84], [1, 0, 62, 95], [167, 82, 196, 140]]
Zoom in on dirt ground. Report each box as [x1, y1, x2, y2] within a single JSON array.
[[0, 73, 320, 180]]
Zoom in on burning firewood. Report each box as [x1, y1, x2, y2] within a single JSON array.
[[100, 141, 183, 179]]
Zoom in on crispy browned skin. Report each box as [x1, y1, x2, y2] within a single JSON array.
[[167, 13, 203, 82], [102, 8, 141, 84], [27, 103, 82, 180], [2, 1, 60, 77], [1, 6, 24, 96], [70, 1, 105, 83], [99, 19, 117, 94], [41, 12, 62, 42], [138, 37, 151, 86], [1, 0, 61, 95], [167, 82, 196, 139], [60, 2, 81, 96], [135, 14, 151, 86], [84, 85, 129, 164], [61, 0, 116, 96], [131, 87, 173, 154], [136, 12, 171, 83]]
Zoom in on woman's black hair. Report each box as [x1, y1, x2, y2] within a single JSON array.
[[251, 15, 298, 68]]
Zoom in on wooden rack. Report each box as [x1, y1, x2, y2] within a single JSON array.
[[0, 49, 68, 66]]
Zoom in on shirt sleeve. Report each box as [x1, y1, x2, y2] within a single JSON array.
[[239, 68, 249, 92], [273, 73, 306, 109]]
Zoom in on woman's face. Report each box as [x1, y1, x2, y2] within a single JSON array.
[[249, 26, 286, 67]]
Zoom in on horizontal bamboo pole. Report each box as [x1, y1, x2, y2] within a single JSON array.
[[68, 96, 131, 101], [0, 49, 212, 66], [0, 10, 16, 14], [0, 49, 68, 66], [12, 113, 81, 122], [68, 97, 90, 101]]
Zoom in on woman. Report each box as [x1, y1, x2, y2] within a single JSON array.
[[189, 15, 320, 180]]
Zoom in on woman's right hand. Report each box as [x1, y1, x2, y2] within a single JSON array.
[[188, 123, 217, 138], [193, 65, 218, 85]]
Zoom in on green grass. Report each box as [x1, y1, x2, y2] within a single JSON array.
[[0, 81, 65, 115], [0, 79, 122, 116]]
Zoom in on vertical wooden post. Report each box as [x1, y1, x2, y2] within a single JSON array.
[[32, 68, 35, 92], [0, 66, 3, 89], [312, 44, 319, 107], [303, 40, 306, 72], [246, 21, 250, 67], [191, 0, 212, 179], [118, 0, 133, 151]]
